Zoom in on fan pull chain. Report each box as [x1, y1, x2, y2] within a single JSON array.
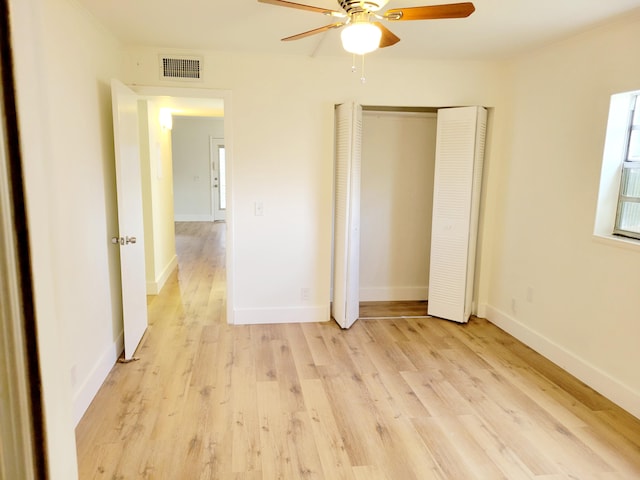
[[350, 54, 368, 84]]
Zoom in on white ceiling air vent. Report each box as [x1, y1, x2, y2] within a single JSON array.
[[159, 55, 202, 81]]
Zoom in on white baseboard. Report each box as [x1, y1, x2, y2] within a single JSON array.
[[146, 282, 157, 295], [174, 214, 214, 222], [233, 305, 330, 325], [482, 303, 640, 420], [146, 255, 178, 295], [72, 330, 124, 426], [359, 286, 428, 302]]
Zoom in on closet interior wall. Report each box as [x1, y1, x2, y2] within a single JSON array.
[[359, 109, 438, 311]]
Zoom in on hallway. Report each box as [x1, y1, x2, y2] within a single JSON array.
[[75, 222, 640, 479]]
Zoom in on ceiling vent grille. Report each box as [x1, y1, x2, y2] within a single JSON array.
[[160, 55, 202, 81]]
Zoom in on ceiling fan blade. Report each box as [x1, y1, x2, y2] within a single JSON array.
[[258, 0, 344, 16], [384, 2, 475, 21], [375, 22, 400, 48], [282, 22, 345, 41]]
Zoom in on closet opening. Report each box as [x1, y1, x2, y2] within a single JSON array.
[[359, 106, 438, 320], [332, 103, 487, 328]]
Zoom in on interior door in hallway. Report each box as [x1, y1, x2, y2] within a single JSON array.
[[111, 79, 148, 360], [210, 136, 226, 221]]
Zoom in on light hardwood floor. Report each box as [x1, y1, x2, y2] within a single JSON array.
[[76, 221, 640, 479]]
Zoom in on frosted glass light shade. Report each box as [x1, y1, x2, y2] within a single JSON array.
[[341, 23, 382, 55]]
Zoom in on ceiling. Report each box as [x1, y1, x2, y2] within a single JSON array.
[[79, 0, 640, 60]]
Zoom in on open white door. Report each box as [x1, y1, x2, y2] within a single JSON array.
[[210, 136, 226, 221], [111, 79, 148, 359], [332, 102, 362, 329]]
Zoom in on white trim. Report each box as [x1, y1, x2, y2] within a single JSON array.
[[483, 303, 640, 420], [146, 282, 158, 295], [174, 214, 215, 222], [592, 233, 640, 252], [0, 91, 37, 480], [146, 255, 178, 295], [359, 286, 428, 302], [234, 305, 330, 325], [593, 90, 639, 239], [72, 330, 124, 426], [362, 109, 437, 119]]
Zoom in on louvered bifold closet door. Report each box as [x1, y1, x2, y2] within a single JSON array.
[[332, 102, 362, 329], [428, 106, 487, 323]]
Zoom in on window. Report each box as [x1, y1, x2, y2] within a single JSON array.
[[218, 145, 226, 210], [614, 95, 640, 239], [594, 89, 640, 249]]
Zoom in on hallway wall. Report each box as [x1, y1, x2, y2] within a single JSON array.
[[172, 116, 224, 221], [139, 100, 177, 294]]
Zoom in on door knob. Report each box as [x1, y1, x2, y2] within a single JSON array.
[[126, 236, 137, 244]]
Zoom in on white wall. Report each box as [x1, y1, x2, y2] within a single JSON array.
[[139, 100, 177, 294], [40, 1, 124, 430], [360, 111, 437, 301], [484, 12, 640, 418], [123, 48, 507, 325], [172, 116, 224, 221], [9, 0, 124, 477]]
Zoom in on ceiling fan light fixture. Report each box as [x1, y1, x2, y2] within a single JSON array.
[[340, 22, 382, 55]]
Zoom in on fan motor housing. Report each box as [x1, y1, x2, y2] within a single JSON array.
[[338, 0, 389, 14]]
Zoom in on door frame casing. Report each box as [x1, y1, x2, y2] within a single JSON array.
[[0, 0, 45, 473]]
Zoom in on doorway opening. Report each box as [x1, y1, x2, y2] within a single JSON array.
[[359, 107, 438, 319], [132, 86, 235, 325], [171, 116, 226, 223]]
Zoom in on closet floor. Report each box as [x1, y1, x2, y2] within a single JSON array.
[[359, 300, 429, 318]]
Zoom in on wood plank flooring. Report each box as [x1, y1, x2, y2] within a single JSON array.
[[75, 221, 640, 479], [359, 301, 428, 318]]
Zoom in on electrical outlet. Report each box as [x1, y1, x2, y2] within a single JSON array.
[[526, 286, 534, 303], [511, 297, 517, 315], [301, 288, 310, 302]]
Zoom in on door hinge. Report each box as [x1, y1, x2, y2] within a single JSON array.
[[112, 236, 137, 245]]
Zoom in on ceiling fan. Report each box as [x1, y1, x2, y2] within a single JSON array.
[[258, 0, 476, 55]]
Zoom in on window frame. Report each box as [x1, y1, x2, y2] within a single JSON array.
[[613, 94, 640, 240]]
